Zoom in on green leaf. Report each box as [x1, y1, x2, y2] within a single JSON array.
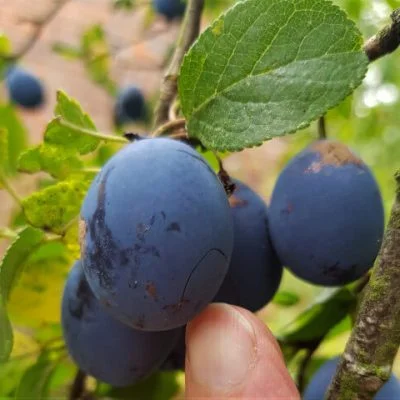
[[98, 371, 181, 400], [113, 0, 136, 10], [18, 144, 83, 179], [45, 91, 99, 155], [278, 288, 356, 344], [15, 351, 58, 400], [272, 290, 300, 307], [51, 42, 82, 60], [179, 0, 368, 151], [0, 226, 45, 302], [0, 104, 27, 174], [0, 300, 13, 363], [22, 180, 90, 234]]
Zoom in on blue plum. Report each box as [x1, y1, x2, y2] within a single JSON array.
[[304, 357, 400, 399], [61, 261, 180, 387], [153, 0, 186, 20], [269, 140, 384, 286], [6, 66, 44, 109], [80, 138, 233, 331], [214, 179, 283, 311], [114, 86, 145, 125]]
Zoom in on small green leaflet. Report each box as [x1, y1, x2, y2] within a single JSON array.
[[0, 300, 13, 363], [272, 290, 300, 307], [277, 288, 355, 344], [22, 180, 90, 234], [179, 0, 369, 151], [15, 351, 59, 399], [0, 226, 45, 302], [45, 91, 100, 155]]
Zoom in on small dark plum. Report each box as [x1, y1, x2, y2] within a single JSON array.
[[80, 138, 233, 331], [61, 261, 180, 387], [160, 327, 186, 371], [6, 66, 44, 109], [114, 86, 145, 125], [214, 179, 283, 312], [153, 0, 186, 20], [269, 140, 384, 286], [304, 357, 400, 399]]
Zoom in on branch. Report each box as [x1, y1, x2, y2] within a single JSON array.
[[364, 8, 400, 62], [153, 0, 205, 128], [327, 172, 400, 400], [2, 0, 70, 61], [152, 118, 186, 137]]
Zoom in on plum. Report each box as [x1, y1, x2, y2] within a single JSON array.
[[269, 140, 384, 286], [6, 66, 44, 109], [304, 357, 400, 399], [214, 179, 283, 311], [114, 86, 145, 125], [80, 138, 233, 331], [61, 261, 180, 387], [153, 0, 186, 20]]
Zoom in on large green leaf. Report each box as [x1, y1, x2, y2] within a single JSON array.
[[22, 180, 90, 234], [0, 226, 45, 302], [0, 300, 13, 363], [278, 288, 356, 344], [44, 91, 99, 155], [179, 0, 368, 151]]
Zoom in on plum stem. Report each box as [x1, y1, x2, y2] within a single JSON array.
[[0, 227, 18, 240], [57, 117, 128, 144], [152, 118, 186, 137], [327, 173, 400, 399], [318, 116, 327, 139], [153, 0, 205, 127], [69, 369, 87, 400], [364, 8, 400, 62]]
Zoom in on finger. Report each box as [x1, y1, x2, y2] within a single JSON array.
[[185, 303, 300, 399]]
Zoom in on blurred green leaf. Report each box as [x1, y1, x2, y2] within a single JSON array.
[[22, 180, 90, 234], [113, 0, 136, 10], [98, 371, 181, 400], [0, 128, 8, 172], [273, 291, 301, 307], [45, 91, 99, 155], [0, 226, 45, 302], [15, 351, 58, 400], [0, 104, 27, 174], [179, 0, 368, 151], [278, 288, 356, 344], [81, 25, 117, 95], [0, 300, 13, 363], [51, 42, 82, 60]]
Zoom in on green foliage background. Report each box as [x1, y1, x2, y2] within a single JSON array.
[[1, 0, 400, 398]]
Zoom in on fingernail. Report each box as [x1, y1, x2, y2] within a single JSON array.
[[187, 304, 257, 393]]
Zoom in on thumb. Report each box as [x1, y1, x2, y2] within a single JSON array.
[[185, 303, 300, 399]]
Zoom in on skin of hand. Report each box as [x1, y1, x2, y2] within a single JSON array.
[[185, 303, 300, 399]]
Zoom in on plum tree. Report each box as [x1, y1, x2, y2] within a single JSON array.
[[214, 179, 283, 311], [269, 140, 384, 286], [152, 0, 186, 20], [61, 261, 180, 387], [304, 357, 400, 399], [114, 85, 145, 125], [80, 137, 233, 331], [6, 66, 44, 109]]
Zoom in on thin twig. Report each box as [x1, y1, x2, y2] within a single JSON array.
[[364, 8, 400, 62], [318, 116, 327, 139], [0, 227, 18, 240], [152, 118, 186, 137], [327, 172, 400, 399], [153, 0, 205, 127], [57, 118, 128, 144], [0, 173, 23, 208], [297, 341, 321, 393], [69, 369, 87, 400], [1, 0, 70, 61]]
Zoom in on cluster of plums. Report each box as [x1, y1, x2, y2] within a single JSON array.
[[61, 136, 385, 387]]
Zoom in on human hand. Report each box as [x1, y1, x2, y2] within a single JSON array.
[[185, 303, 300, 399]]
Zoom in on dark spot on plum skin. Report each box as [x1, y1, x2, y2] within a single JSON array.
[[135, 314, 145, 329], [281, 202, 293, 215], [69, 275, 94, 321], [166, 222, 181, 232], [145, 282, 158, 300], [323, 262, 358, 282]]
